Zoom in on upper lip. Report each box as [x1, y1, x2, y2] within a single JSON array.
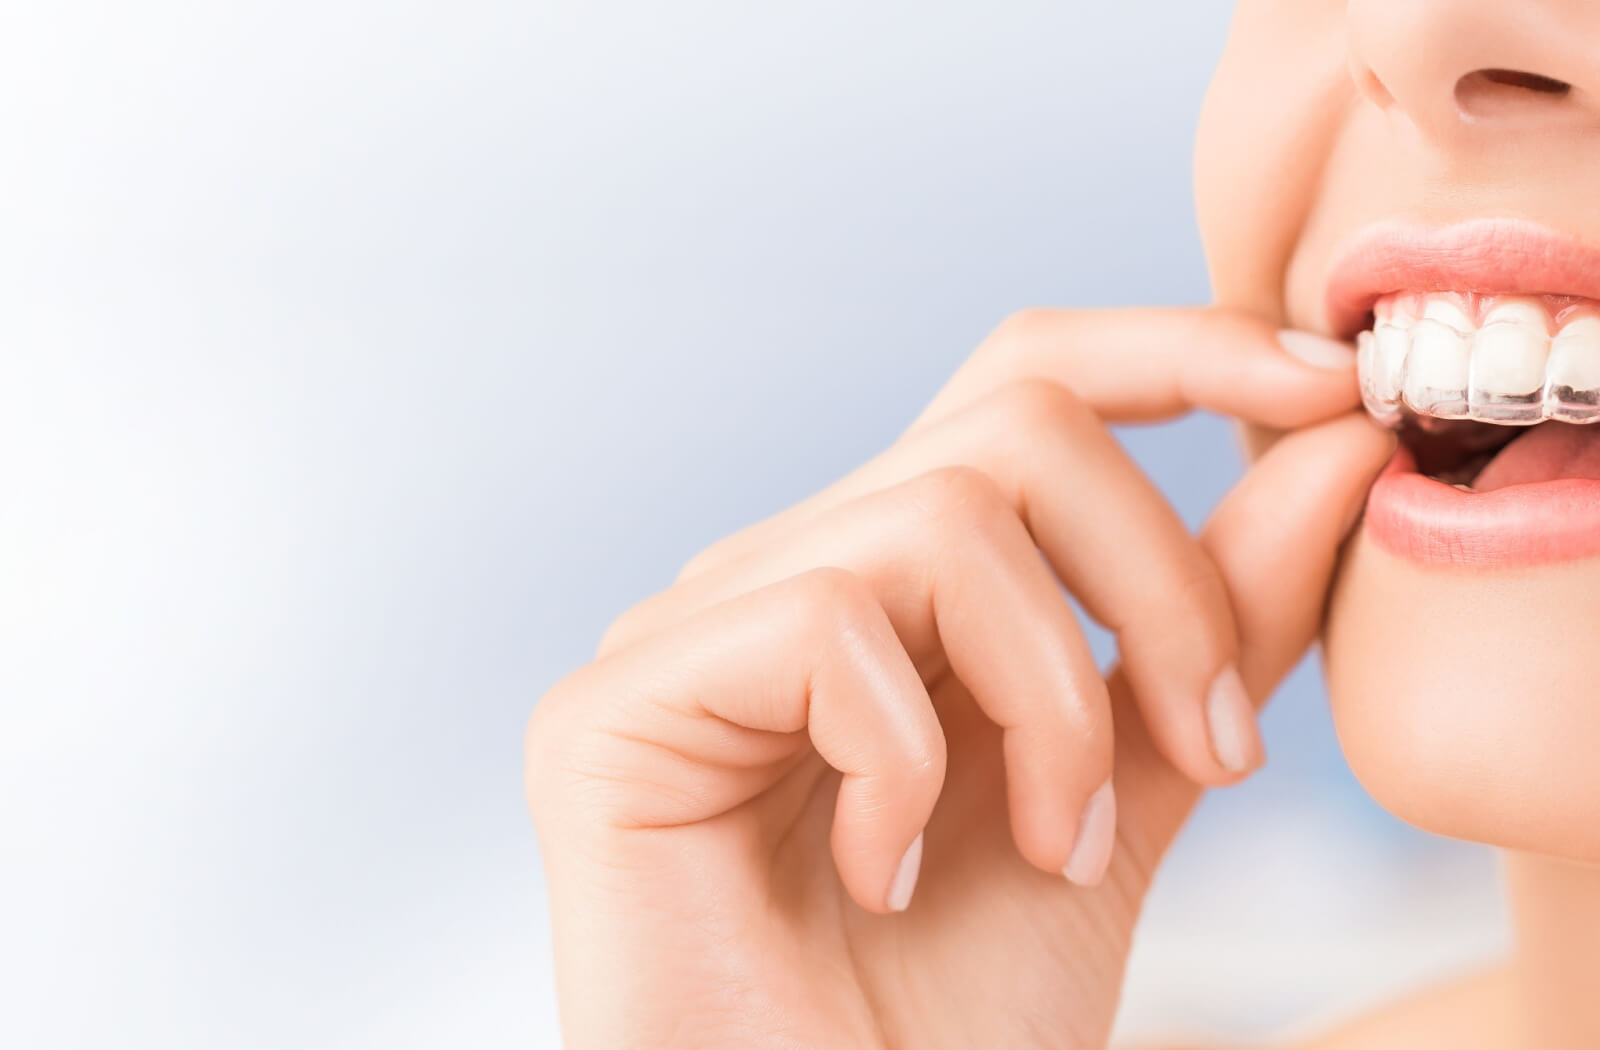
[[1323, 218, 1600, 340]]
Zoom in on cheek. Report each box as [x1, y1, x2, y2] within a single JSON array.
[[1325, 536, 1600, 861], [1193, 0, 1353, 320]]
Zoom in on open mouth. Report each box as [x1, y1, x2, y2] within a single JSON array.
[[1325, 220, 1600, 566], [1357, 291, 1600, 492]]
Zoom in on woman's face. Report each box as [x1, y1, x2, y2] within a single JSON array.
[[1196, 0, 1600, 860]]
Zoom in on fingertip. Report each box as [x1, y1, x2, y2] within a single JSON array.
[[839, 825, 925, 916], [1001, 716, 1116, 876], [1062, 778, 1117, 887], [1132, 680, 1256, 790], [1260, 410, 1399, 538], [1277, 328, 1358, 372], [1203, 663, 1265, 776], [1112, 572, 1255, 789], [1197, 319, 1363, 429]]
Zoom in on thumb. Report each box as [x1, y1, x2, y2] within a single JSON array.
[[1109, 412, 1396, 877], [1202, 413, 1397, 703]]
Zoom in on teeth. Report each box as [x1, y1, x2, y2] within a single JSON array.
[[1470, 305, 1548, 422], [1358, 294, 1600, 426], [1421, 297, 1474, 333], [1547, 317, 1600, 421], [1480, 299, 1548, 332], [1402, 319, 1471, 416], [1374, 323, 1408, 402]]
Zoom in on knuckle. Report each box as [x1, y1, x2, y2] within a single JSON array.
[[676, 536, 731, 583], [526, 677, 571, 748], [1123, 555, 1236, 660], [789, 565, 879, 633], [899, 731, 948, 791], [595, 609, 639, 658], [677, 515, 772, 583], [1053, 708, 1114, 777], [525, 674, 667, 830], [987, 306, 1061, 350], [993, 376, 1096, 436], [1174, 553, 1233, 612], [1168, 559, 1236, 643], [789, 568, 910, 676], [595, 595, 662, 658], [1148, 548, 1231, 621], [1075, 697, 1116, 751], [523, 679, 577, 815], [906, 465, 1011, 536]]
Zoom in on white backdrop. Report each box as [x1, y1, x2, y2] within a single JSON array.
[[2, 2, 1503, 1046]]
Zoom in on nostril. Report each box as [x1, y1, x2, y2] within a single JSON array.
[[1456, 69, 1573, 118], [1476, 69, 1571, 95]]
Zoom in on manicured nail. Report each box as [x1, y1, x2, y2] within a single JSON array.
[[887, 832, 923, 912], [1278, 328, 1356, 370], [1062, 779, 1117, 887], [1206, 663, 1263, 774]]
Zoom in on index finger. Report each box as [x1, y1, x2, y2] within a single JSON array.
[[913, 306, 1360, 432]]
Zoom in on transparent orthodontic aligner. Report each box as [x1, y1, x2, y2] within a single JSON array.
[[1357, 304, 1600, 430]]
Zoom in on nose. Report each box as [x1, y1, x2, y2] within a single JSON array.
[[1347, 0, 1600, 144]]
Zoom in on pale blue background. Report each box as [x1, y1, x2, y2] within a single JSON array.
[[1, 2, 1502, 1047]]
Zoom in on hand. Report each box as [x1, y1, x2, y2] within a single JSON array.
[[526, 308, 1393, 1050]]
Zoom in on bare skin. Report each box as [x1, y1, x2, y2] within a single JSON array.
[[531, 0, 1600, 1045], [1288, 967, 1518, 1050], [529, 306, 1390, 1049], [1129, 968, 1519, 1049], [1201, 0, 1600, 1045]]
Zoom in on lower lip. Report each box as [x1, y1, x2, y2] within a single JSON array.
[[1364, 446, 1600, 566]]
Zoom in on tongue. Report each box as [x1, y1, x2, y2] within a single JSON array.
[[1474, 423, 1600, 491]]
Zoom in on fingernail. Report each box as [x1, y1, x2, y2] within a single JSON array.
[[1278, 329, 1356, 370], [887, 832, 923, 912], [1062, 779, 1117, 887], [1206, 663, 1263, 774]]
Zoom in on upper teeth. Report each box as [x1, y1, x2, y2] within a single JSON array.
[[1358, 293, 1600, 426]]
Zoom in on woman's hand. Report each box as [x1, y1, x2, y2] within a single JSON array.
[[526, 308, 1393, 1050]]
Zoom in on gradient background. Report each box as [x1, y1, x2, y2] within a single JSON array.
[[3, 2, 1505, 1046]]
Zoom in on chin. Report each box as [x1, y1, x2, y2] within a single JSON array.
[[1300, 223, 1600, 866], [1324, 533, 1600, 864], [1192, 0, 1600, 877]]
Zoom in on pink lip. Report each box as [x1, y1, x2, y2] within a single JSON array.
[[1366, 447, 1600, 566], [1324, 218, 1600, 339]]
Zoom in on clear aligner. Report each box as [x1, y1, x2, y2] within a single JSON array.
[[1357, 293, 1600, 429]]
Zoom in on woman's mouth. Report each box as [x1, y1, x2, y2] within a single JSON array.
[[1327, 221, 1600, 566]]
